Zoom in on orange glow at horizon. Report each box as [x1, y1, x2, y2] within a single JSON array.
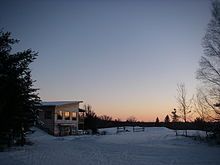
[[81, 100, 176, 122]]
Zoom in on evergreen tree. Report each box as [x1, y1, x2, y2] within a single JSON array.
[[164, 115, 170, 123], [155, 117, 160, 126], [156, 117, 159, 123], [171, 109, 180, 122], [0, 31, 40, 146], [84, 104, 98, 133], [171, 109, 180, 136]]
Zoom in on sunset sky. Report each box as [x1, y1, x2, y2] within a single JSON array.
[[0, 0, 212, 121]]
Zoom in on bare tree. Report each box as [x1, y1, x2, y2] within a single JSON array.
[[193, 88, 217, 121], [126, 116, 136, 123], [100, 115, 112, 121], [114, 118, 121, 122], [176, 83, 192, 136], [197, 0, 220, 119]]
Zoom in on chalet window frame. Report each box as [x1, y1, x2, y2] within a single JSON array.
[[72, 112, 77, 120], [57, 111, 63, 120], [64, 111, 70, 120]]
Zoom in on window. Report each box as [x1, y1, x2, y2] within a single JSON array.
[[72, 112, 77, 120], [64, 112, 70, 120], [57, 111, 63, 120], [44, 110, 52, 119]]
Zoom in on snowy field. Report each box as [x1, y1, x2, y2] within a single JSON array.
[[0, 127, 220, 165]]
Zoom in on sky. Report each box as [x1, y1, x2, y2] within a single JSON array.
[[0, 0, 212, 121]]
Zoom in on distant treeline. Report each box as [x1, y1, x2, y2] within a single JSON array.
[[88, 116, 220, 134], [96, 120, 156, 128]]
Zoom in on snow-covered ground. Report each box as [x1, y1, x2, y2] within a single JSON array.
[[0, 127, 220, 165]]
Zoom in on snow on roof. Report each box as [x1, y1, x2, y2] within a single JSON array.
[[40, 101, 83, 106]]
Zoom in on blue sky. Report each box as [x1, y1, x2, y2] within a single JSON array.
[[0, 0, 211, 121]]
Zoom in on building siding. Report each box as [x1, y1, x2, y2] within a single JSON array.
[[38, 106, 55, 135], [38, 101, 83, 136]]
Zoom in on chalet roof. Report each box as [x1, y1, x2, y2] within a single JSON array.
[[40, 101, 83, 107], [79, 108, 86, 112]]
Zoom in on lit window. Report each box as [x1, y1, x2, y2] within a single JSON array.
[[64, 112, 70, 120], [72, 112, 77, 120], [57, 111, 63, 120]]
